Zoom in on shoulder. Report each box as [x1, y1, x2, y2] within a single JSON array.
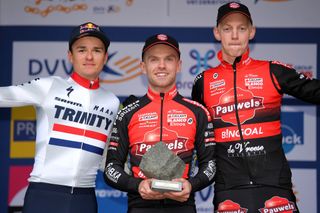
[[17, 76, 57, 87], [270, 60, 295, 70], [115, 98, 141, 122], [181, 97, 211, 118], [98, 86, 120, 101]]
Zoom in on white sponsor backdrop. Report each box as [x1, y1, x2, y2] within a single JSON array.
[[1, 0, 320, 27], [12, 42, 317, 98], [292, 169, 317, 212]]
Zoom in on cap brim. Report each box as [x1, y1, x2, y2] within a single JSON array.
[[69, 31, 110, 50], [143, 41, 180, 55], [218, 11, 252, 25]]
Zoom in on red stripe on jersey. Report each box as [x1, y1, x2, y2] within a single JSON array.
[[53, 123, 107, 142]]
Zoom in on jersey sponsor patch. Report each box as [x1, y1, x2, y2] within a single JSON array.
[[244, 77, 263, 89], [212, 87, 264, 125], [259, 196, 297, 213], [217, 199, 248, 213]]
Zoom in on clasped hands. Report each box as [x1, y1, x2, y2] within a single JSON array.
[[138, 178, 192, 202]]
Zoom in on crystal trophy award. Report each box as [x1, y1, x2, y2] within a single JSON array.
[[139, 141, 186, 192]]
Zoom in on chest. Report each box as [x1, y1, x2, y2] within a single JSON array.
[[127, 100, 197, 154]]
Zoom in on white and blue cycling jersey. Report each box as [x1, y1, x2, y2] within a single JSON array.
[[0, 72, 120, 188]]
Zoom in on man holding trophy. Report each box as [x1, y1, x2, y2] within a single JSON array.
[[104, 34, 216, 213]]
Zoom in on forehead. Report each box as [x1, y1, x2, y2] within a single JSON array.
[[219, 12, 251, 26], [72, 36, 104, 48], [144, 44, 179, 57]]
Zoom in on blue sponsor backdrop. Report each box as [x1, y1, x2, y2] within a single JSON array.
[[13, 121, 36, 141], [282, 112, 304, 154], [0, 26, 319, 212]]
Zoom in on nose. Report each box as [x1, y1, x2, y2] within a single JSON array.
[[86, 51, 93, 60], [158, 59, 165, 68], [231, 29, 239, 40]]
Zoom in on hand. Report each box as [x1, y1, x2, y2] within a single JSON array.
[[138, 179, 165, 200], [163, 178, 192, 202]]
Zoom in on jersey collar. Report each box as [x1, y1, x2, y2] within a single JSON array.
[[218, 49, 251, 69], [71, 72, 100, 89], [147, 86, 178, 102]]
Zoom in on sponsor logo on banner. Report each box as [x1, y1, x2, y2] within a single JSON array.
[[8, 166, 32, 207], [195, 185, 214, 212], [176, 48, 217, 93], [100, 52, 142, 84], [10, 107, 36, 158], [24, 0, 87, 17], [29, 58, 72, 76], [281, 112, 303, 154], [254, 0, 291, 4], [23, 0, 135, 17], [184, 0, 291, 6], [293, 64, 314, 79], [95, 171, 127, 212], [26, 50, 142, 84]]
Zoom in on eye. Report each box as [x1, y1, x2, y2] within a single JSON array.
[[94, 48, 104, 53], [239, 26, 247, 31], [166, 56, 175, 62], [149, 57, 158, 62], [222, 27, 230, 32]]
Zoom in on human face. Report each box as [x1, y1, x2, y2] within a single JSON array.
[[140, 44, 181, 93], [68, 36, 108, 80], [214, 13, 256, 64]]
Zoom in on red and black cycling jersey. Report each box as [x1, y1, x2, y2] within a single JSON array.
[[104, 86, 215, 208], [192, 49, 320, 191]]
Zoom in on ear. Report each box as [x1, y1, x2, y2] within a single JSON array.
[[249, 26, 256, 40], [177, 59, 182, 73], [140, 61, 147, 74], [104, 52, 108, 64], [213, 27, 221, 41], [67, 50, 73, 64]]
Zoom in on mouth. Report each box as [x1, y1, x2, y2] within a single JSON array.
[[229, 43, 241, 46], [155, 72, 168, 77], [84, 63, 95, 67]]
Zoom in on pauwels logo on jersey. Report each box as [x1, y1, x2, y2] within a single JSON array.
[[212, 87, 264, 125], [259, 196, 297, 213], [135, 127, 188, 156], [217, 199, 248, 213]]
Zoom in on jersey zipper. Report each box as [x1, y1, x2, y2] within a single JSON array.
[[160, 93, 164, 142], [160, 92, 165, 206], [232, 57, 254, 184]]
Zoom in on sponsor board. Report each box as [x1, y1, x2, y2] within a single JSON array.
[[1, 0, 320, 27], [195, 185, 214, 212], [250, 43, 317, 98], [10, 107, 36, 158], [95, 171, 127, 213], [8, 166, 32, 207], [291, 168, 317, 212], [281, 106, 316, 161], [13, 42, 316, 98]]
